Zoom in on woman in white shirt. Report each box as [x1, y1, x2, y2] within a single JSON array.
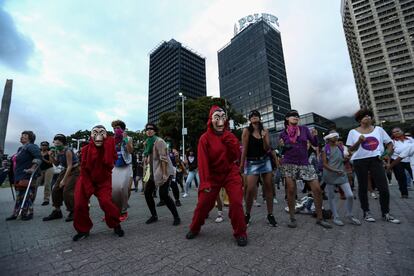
[[387, 127, 414, 198], [346, 109, 400, 224]]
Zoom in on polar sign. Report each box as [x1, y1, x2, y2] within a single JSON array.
[[234, 13, 279, 36]]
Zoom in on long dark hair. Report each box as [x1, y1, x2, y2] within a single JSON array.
[[248, 121, 264, 134]]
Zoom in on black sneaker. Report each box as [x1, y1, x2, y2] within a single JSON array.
[[114, 225, 125, 237], [288, 218, 297, 228], [316, 219, 333, 229], [175, 200, 182, 207], [267, 214, 277, 227], [5, 215, 17, 221], [157, 201, 165, 207], [73, 232, 89, 241], [185, 231, 198, 239], [236, 236, 248, 247], [21, 214, 33, 221], [145, 216, 158, 224], [43, 210, 63, 221], [173, 217, 181, 226], [65, 212, 74, 222], [245, 213, 251, 226], [41, 201, 49, 206]]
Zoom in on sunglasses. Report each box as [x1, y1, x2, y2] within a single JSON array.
[[41, 144, 49, 146], [146, 128, 155, 131]]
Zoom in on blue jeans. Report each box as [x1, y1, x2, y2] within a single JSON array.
[[185, 170, 200, 193]]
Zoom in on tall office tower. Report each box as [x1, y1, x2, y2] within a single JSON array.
[[341, 0, 414, 123], [218, 14, 291, 142], [0, 79, 13, 153], [147, 39, 206, 124]]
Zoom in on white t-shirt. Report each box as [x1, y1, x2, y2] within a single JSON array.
[[391, 137, 414, 162], [346, 126, 392, 161]]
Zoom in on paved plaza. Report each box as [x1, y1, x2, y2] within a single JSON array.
[[0, 180, 413, 275]]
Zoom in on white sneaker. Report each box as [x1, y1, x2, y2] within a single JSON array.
[[346, 216, 361, 225], [364, 212, 376, 222], [182, 193, 188, 198], [333, 218, 344, 226], [254, 200, 261, 207], [383, 213, 400, 224], [273, 198, 278, 204], [371, 192, 378, 199], [215, 216, 224, 223]]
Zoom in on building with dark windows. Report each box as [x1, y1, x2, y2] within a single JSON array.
[[341, 0, 414, 123], [218, 15, 291, 144], [148, 39, 206, 124]]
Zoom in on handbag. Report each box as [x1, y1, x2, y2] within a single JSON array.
[[14, 179, 30, 190], [143, 164, 151, 183]]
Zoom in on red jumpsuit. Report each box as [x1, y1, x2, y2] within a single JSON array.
[[74, 137, 121, 233], [189, 107, 247, 238]]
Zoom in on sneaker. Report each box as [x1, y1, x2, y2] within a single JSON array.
[[157, 201, 166, 207], [43, 210, 63, 221], [245, 213, 251, 226], [254, 200, 261, 207], [114, 225, 125, 237], [364, 212, 376, 222], [182, 193, 188, 198], [236, 236, 248, 247], [5, 215, 17, 221], [175, 200, 182, 207], [333, 217, 344, 226], [73, 232, 89, 241], [316, 220, 333, 229], [215, 215, 224, 223], [383, 213, 400, 224], [65, 212, 74, 222], [346, 216, 361, 225], [41, 201, 49, 206], [185, 231, 198, 239], [371, 192, 378, 199], [267, 214, 277, 227], [273, 198, 278, 204], [145, 216, 158, 224], [287, 218, 297, 228], [119, 212, 128, 222], [21, 214, 33, 221], [173, 217, 181, 226], [215, 211, 224, 223]]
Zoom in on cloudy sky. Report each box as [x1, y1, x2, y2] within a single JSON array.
[[0, 0, 359, 154]]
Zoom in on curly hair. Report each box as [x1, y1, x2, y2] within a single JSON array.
[[111, 120, 126, 130], [354, 108, 374, 123]]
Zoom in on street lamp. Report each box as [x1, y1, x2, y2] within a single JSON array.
[[74, 138, 86, 152], [178, 92, 187, 159]]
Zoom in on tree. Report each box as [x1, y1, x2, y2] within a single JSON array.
[[158, 96, 247, 152]]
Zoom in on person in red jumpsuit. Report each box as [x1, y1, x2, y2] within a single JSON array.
[[73, 125, 124, 241], [186, 106, 247, 246]]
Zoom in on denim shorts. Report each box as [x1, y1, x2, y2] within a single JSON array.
[[244, 158, 273, 175]]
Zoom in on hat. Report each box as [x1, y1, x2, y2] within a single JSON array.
[[323, 132, 339, 142], [248, 110, 261, 119]]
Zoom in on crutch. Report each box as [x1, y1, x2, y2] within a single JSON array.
[[17, 167, 38, 217], [10, 181, 15, 201]]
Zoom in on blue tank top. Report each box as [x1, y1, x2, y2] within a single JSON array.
[[57, 149, 78, 168]]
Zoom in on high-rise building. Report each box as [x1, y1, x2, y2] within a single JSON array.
[[218, 14, 291, 143], [148, 39, 206, 124], [0, 79, 13, 154], [341, 0, 414, 123]]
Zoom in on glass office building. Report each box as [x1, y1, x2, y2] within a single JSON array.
[[218, 18, 291, 143], [148, 39, 206, 124]]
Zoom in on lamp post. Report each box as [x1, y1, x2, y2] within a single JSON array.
[[178, 92, 187, 159], [74, 138, 86, 152]]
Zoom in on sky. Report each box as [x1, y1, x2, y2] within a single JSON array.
[[0, 0, 359, 154]]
